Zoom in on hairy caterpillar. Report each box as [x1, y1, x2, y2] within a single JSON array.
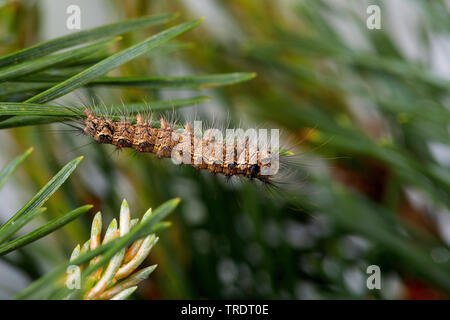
[[81, 109, 280, 184]]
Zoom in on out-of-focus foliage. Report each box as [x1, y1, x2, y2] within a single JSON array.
[[0, 0, 449, 300]]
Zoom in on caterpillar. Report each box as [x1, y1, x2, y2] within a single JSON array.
[[81, 109, 280, 184]]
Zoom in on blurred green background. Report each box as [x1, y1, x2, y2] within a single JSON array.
[[1, 0, 450, 299]]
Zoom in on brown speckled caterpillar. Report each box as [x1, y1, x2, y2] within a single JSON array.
[[82, 110, 277, 183]]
